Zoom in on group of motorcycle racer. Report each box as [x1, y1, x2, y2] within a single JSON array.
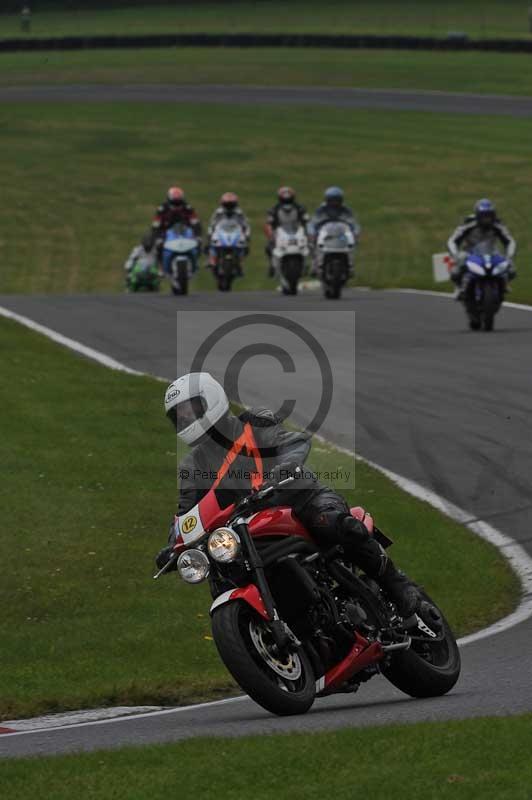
[[141, 186, 516, 688], [125, 185, 517, 302], [124, 184, 361, 287]]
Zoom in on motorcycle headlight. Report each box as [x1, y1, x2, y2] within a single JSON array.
[[177, 549, 210, 583], [208, 528, 241, 563]]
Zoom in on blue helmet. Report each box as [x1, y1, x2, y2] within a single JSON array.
[[324, 186, 344, 206], [474, 198, 496, 227]]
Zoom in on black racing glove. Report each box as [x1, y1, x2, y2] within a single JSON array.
[[155, 545, 177, 572]]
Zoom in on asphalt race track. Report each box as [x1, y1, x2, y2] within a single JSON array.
[[1, 288, 532, 757], [2, 84, 532, 116], [2, 76, 532, 757]]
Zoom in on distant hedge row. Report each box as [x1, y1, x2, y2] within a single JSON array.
[[1, 0, 181, 10], [2, 32, 532, 53]]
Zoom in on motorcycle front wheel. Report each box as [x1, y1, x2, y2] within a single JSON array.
[[211, 601, 315, 716], [281, 256, 303, 295], [216, 260, 234, 292], [481, 282, 500, 331], [382, 590, 461, 698], [323, 258, 345, 299]]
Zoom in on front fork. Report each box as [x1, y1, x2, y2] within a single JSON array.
[[232, 517, 295, 653]]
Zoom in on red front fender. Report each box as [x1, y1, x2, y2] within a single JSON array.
[[209, 584, 270, 620]]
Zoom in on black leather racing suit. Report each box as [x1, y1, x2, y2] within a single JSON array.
[[168, 409, 388, 577]]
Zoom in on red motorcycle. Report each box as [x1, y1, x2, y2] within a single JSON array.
[[156, 472, 461, 716]]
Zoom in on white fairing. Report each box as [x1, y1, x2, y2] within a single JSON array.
[[493, 260, 509, 276], [209, 589, 236, 614], [174, 502, 207, 545], [316, 221, 356, 271], [165, 238, 197, 254], [466, 260, 487, 276], [273, 225, 309, 259], [317, 221, 355, 253], [212, 219, 246, 248], [272, 225, 309, 281]]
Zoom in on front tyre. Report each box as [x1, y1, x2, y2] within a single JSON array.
[[382, 591, 461, 698], [211, 602, 315, 716], [481, 282, 500, 331]]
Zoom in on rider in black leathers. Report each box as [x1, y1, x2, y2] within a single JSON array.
[[156, 374, 420, 618], [264, 187, 309, 277]]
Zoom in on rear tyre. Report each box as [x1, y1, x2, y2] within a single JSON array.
[[382, 591, 461, 698], [211, 602, 315, 716]]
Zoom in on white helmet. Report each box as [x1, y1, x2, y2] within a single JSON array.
[[164, 372, 229, 446]]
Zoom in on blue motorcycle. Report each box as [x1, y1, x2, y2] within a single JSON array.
[[209, 218, 246, 292], [162, 223, 199, 296], [463, 248, 510, 331]]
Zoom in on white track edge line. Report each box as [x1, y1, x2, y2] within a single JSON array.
[[0, 697, 249, 738], [1, 301, 532, 736], [0, 305, 145, 375], [388, 287, 532, 312]]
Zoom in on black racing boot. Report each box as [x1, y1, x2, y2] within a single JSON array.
[[341, 516, 420, 619], [375, 559, 420, 620]]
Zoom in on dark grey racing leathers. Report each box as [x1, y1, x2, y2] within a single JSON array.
[[158, 408, 419, 617]]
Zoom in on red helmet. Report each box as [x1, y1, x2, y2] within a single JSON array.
[[167, 186, 185, 206], [278, 186, 295, 204], [221, 192, 239, 212]]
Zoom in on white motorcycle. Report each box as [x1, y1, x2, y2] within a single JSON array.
[[272, 224, 309, 295], [316, 221, 356, 300]]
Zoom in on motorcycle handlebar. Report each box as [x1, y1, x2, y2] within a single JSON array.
[[234, 474, 297, 514]]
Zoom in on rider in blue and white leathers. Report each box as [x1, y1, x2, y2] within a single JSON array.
[[308, 187, 361, 275], [447, 199, 516, 298], [207, 192, 251, 276]]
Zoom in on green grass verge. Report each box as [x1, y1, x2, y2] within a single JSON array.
[[0, 317, 519, 719], [2, 1, 531, 39], [2, 715, 532, 799], [1, 101, 531, 302], [3, 46, 532, 96]]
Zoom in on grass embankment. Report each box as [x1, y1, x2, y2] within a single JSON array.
[[3, 715, 532, 799], [1, 0, 531, 39], [0, 101, 531, 301], [0, 318, 518, 719], [3, 47, 532, 95]]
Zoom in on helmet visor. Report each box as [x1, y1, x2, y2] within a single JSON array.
[[167, 396, 207, 433], [477, 210, 495, 227]]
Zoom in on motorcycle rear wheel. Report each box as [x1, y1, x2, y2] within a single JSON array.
[[382, 591, 461, 698], [211, 601, 315, 716]]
